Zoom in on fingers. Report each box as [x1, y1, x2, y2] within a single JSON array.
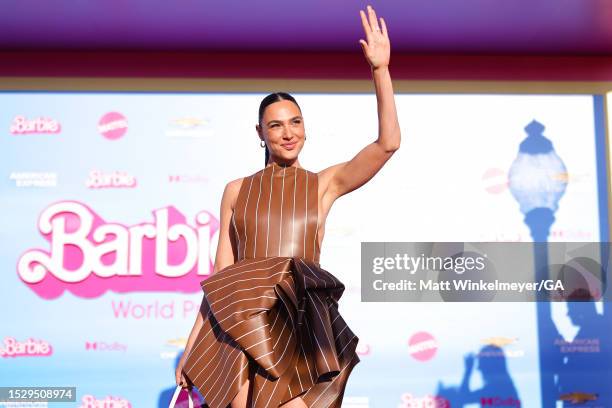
[[360, 5, 385, 41], [359, 39, 369, 55], [367, 5, 381, 33], [359, 9, 372, 40], [176, 372, 190, 389], [380, 17, 388, 37]]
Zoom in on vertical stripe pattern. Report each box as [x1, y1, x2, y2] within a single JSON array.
[[182, 162, 359, 408], [235, 162, 319, 263]]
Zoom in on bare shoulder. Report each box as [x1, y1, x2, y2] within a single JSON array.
[[226, 176, 244, 192], [223, 176, 245, 210]]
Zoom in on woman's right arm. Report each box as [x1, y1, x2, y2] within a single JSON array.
[[176, 177, 243, 386]]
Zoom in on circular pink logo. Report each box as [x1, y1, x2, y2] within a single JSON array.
[[98, 112, 128, 140], [408, 331, 438, 362], [482, 167, 508, 194]]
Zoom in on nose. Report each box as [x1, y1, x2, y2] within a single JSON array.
[[282, 126, 294, 139]]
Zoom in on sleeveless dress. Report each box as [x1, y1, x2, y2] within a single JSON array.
[[182, 161, 360, 408]]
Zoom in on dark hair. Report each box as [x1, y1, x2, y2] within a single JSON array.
[[258, 92, 302, 166]]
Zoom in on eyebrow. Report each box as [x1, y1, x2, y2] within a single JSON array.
[[266, 116, 302, 126]]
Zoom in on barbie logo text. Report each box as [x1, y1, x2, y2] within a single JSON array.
[[86, 170, 137, 188], [0, 337, 53, 357], [10, 115, 61, 134], [398, 393, 450, 408], [79, 395, 131, 408], [17, 201, 219, 299]]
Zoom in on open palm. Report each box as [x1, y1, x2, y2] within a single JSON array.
[[359, 5, 391, 69]]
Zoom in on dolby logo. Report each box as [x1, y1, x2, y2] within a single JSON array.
[[85, 341, 127, 352]]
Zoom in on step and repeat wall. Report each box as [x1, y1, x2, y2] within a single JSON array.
[[1, 91, 610, 407]]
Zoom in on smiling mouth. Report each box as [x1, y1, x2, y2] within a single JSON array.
[[282, 142, 297, 150]]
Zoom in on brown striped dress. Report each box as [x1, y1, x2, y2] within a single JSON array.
[[182, 161, 360, 408]]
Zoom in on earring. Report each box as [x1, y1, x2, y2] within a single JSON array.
[[304, 136, 307, 140], [260, 140, 265, 147]]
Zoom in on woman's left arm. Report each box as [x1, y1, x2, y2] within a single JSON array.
[[320, 5, 401, 201]]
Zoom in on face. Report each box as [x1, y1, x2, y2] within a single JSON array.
[[257, 100, 305, 163]]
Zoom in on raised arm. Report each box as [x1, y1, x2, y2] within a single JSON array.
[[319, 5, 400, 202]]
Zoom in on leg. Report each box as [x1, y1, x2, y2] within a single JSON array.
[[230, 357, 256, 408], [229, 379, 308, 408], [230, 379, 251, 408], [279, 396, 307, 407]]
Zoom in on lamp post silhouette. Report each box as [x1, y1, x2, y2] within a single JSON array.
[[508, 119, 567, 408]]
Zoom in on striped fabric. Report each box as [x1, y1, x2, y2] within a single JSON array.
[[182, 162, 360, 408]]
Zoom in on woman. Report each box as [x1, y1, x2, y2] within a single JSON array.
[[175, 5, 400, 407]]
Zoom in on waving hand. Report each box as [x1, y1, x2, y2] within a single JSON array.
[[318, 5, 400, 208], [359, 5, 390, 69]]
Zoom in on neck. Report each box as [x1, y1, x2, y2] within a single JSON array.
[[267, 158, 300, 168]]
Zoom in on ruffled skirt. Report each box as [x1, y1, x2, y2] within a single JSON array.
[[182, 256, 360, 408]]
